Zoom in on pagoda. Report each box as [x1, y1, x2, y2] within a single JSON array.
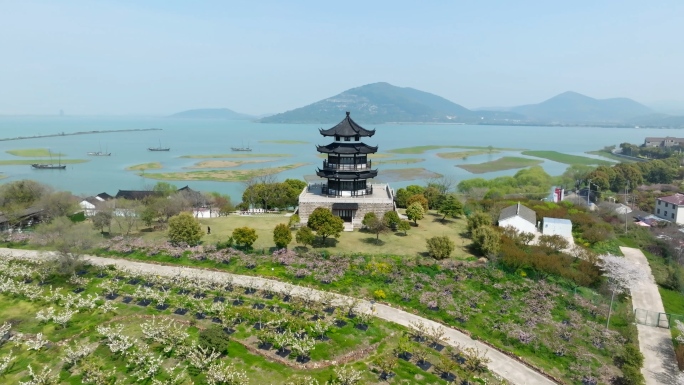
[[298, 112, 395, 229], [316, 112, 378, 196]]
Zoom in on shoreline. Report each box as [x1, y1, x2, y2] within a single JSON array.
[[0, 128, 162, 142]]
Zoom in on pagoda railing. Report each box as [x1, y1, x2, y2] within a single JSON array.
[[322, 160, 371, 170]]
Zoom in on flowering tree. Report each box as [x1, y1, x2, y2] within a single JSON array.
[[599, 254, 649, 328]]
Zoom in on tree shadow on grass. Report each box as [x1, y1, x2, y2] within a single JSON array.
[[394, 232, 409, 237], [361, 237, 386, 246], [313, 238, 338, 248]]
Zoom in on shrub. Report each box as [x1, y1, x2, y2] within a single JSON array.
[[583, 223, 614, 244], [273, 223, 292, 249], [472, 226, 500, 256], [216, 237, 234, 250], [198, 325, 231, 355], [373, 289, 386, 300], [168, 212, 203, 246], [232, 227, 258, 249], [383, 211, 400, 229], [426, 236, 455, 260], [362, 212, 377, 228], [295, 226, 315, 247], [288, 214, 300, 229], [397, 220, 411, 235], [466, 211, 492, 234], [537, 234, 569, 252]]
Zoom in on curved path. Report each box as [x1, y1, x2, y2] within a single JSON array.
[[1, 248, 557, 385]]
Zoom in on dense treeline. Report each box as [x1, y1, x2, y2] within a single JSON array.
[[585, 157, 681, 192], [240, 178, 307, 210], [620, 142, 684, 160]]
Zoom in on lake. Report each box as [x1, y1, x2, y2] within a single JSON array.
[[0, 116, 675, 200]]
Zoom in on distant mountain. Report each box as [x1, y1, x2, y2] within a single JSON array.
[[259, 82, 524, 124], [627, 113, 684, 128], [509, 91, 653, 123], [169, 108, 253, 120]]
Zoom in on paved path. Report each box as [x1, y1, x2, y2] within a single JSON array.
[[0, 248, 557, 385], [620, 247, 678, 385]]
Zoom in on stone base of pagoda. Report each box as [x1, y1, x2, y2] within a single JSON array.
[[297, 183, 395, 230]]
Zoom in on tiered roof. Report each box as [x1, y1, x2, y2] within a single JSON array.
[[319, 112, 375, 138], [316, 169, 378, 180], [316, 142, 378, 154]]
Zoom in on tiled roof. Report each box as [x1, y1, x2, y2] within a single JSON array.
[[543, 217, 572, 226], [498, 203, 536, 225], [658, 193, 684, 206], [319, 112, 375, 138]]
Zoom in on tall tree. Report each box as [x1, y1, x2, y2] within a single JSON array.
[[437, 195, 463, 222], [405, 203, 425, 225], [307, 207, 344, 245]]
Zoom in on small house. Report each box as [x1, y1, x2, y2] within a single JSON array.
[[498, 202, 538, 234], [79, 197, 102, 217], [654, 193, 684, 224], [541, 217, 573, 239]]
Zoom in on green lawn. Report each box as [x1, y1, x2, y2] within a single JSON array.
[[125, 162, 163, 171], [521, 150, 614, 165], [143, 211, 473, 258], [6, 148, 66, 157], [457, 156, 542, 173], [180, 153, 292, 159], [0, 159, 87, 166], [388, 145, 524, 154]]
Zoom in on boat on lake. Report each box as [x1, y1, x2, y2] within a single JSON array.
[[231, 141, 252, 152], [31, 150, 66, 169], [88, 143, 111, 156], [148, 140, 170, 152]]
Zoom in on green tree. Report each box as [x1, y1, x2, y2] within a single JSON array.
[[232, 226, 258, 248], [307, 207, 344, 245], [437, 195, 463, 222], [426, 236, 455, 260], [288, 214, 301, 229], [398, 220, 411, 235], [152, 182, 178, 197], [168, 212, 203, 246], [472, 226, 500, 256], [0, 180, 49, 208], [405, 203, 425, 225], [407, 194, 429, 211], [383, 210, 400, 229], [295, 225, 315, 247], [273, 223, 292, 249], [140, 204, 158, 228], [466, 211, 492, 234], [362, 212, 377, 228], [364, 214, 389, 244], [92, 209, 112, 233], [395, 185, 425, 208]]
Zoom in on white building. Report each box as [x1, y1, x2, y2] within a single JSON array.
[[498, 202, 538, 235], [654, 193, 684, 224], [541, 217, 573, 239], [79, 196, 107, 217]]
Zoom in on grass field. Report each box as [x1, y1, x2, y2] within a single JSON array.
[[258, 140, 309, 144], [457, 156, 542, 174], [374, 158, 424, 165], [180, 153, 292, 159], [141, 163, 309, 182], [522, 150, 614, 165], [0, 158, 87, 166], [6, 148, 66, 157], [141, 211, 473, 258], [436, 150, 501, 159], [185, 159, 274, 169], [388, 145, 524, 154], [586, 150, 635, 163], [126, 162, 163, 171]]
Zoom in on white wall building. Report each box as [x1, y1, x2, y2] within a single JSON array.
[[541, 217, 573, 239], [655, 193, 684, 224], [498, 202, 538, 235]]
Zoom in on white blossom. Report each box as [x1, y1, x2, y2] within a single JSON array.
[[184, 342, 221, 369], [63, 344, 94, 366], [205, 362, 249, 385], [18, 364, 57, 385], [0, 351, 15, 374], [599, 254, 650, 294], [332, 365, 363, 385]]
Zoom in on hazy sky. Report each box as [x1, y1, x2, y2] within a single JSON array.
[[1, 1, 683, 115]]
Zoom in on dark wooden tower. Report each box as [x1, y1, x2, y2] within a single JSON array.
[[316, 112, 378, 196]]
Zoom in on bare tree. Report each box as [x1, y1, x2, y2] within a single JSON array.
[[427, 176, 456, 195], [599, 254, 650, 329], [112, 199, 142, 235]]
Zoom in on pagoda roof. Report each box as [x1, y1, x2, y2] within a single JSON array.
[[316, 169, 378, 180], [316, 142, 378, 154], [319, 112, 375, 138]]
